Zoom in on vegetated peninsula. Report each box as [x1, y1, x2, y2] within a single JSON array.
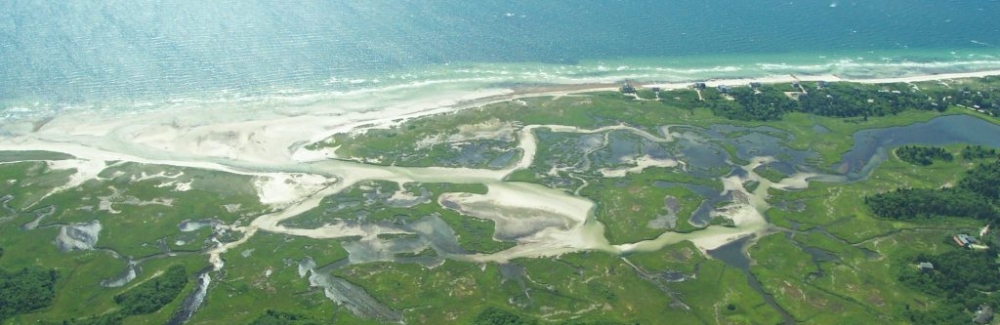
[[4, 74, 1000, 325]]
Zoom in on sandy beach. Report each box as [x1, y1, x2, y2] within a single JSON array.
[[3, 69, 1000, 169]]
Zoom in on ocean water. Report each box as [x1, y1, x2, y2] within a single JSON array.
[[2, 0, 1000, 118]]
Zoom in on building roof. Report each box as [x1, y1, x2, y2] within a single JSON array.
[[974, 305, 994, 324], [954, 234, 976, 247]]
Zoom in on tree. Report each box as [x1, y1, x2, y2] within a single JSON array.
[[113, 265, 188, 316], [0, 267, 58, 322]]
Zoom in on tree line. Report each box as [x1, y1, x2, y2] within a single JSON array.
[[896, 146, 954, 166], [865, 161, 1000, 221], [899, 249, 1000, 324], [676, 81, 992, 122], [704, 86, 798, 121], [944, 85, 1000, 117], [0, 265, 57, 322], [962, 145, 999, 160]]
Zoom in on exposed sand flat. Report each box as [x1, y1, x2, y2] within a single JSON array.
[[36, 159, 108, 205], [456, 220, 613, 263], [441, 182, 594, 224], [769, 173, 817, 191], [0, 140, 258, 177], [437, 183, 594, 248], [2, 86, 513, 167], [131, 170, 184, 182], [156, 180, 194, 192], [55, 220, 103, 252], [615, 202, 768, 255], [254, 173, 336, 207], [598, 155, 680, 178]]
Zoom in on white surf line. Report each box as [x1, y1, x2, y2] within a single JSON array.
[[641, 70, 1000, 91], [844, 69, 1000, 84]]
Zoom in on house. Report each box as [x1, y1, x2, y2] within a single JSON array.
[[693, 82, 707, 90], [717, 85, 731, 93], [620, 83, 636, 94], [651, 87, 661, 93], [817, 81, 828, 89], [917, 262, 934, 272], [749, 82, 762, 88], [974, 305, 994, 324], [954, 234, 977, 247]]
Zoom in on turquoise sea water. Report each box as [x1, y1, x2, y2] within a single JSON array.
[[2, 1, 1000, 117]]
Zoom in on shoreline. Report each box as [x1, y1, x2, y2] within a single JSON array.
[[298, 68, 1000, 160], [388, 68, 1000, 135], [637, 69, 1000, 91], [1, 69, 999, 168]]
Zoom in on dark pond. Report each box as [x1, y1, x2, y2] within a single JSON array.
[[653, 181, 726, 227], [836, 115, 1000, 179], [707, 125, 817, 165]]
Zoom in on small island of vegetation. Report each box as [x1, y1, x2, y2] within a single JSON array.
[[895, 146, 954, 166]]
